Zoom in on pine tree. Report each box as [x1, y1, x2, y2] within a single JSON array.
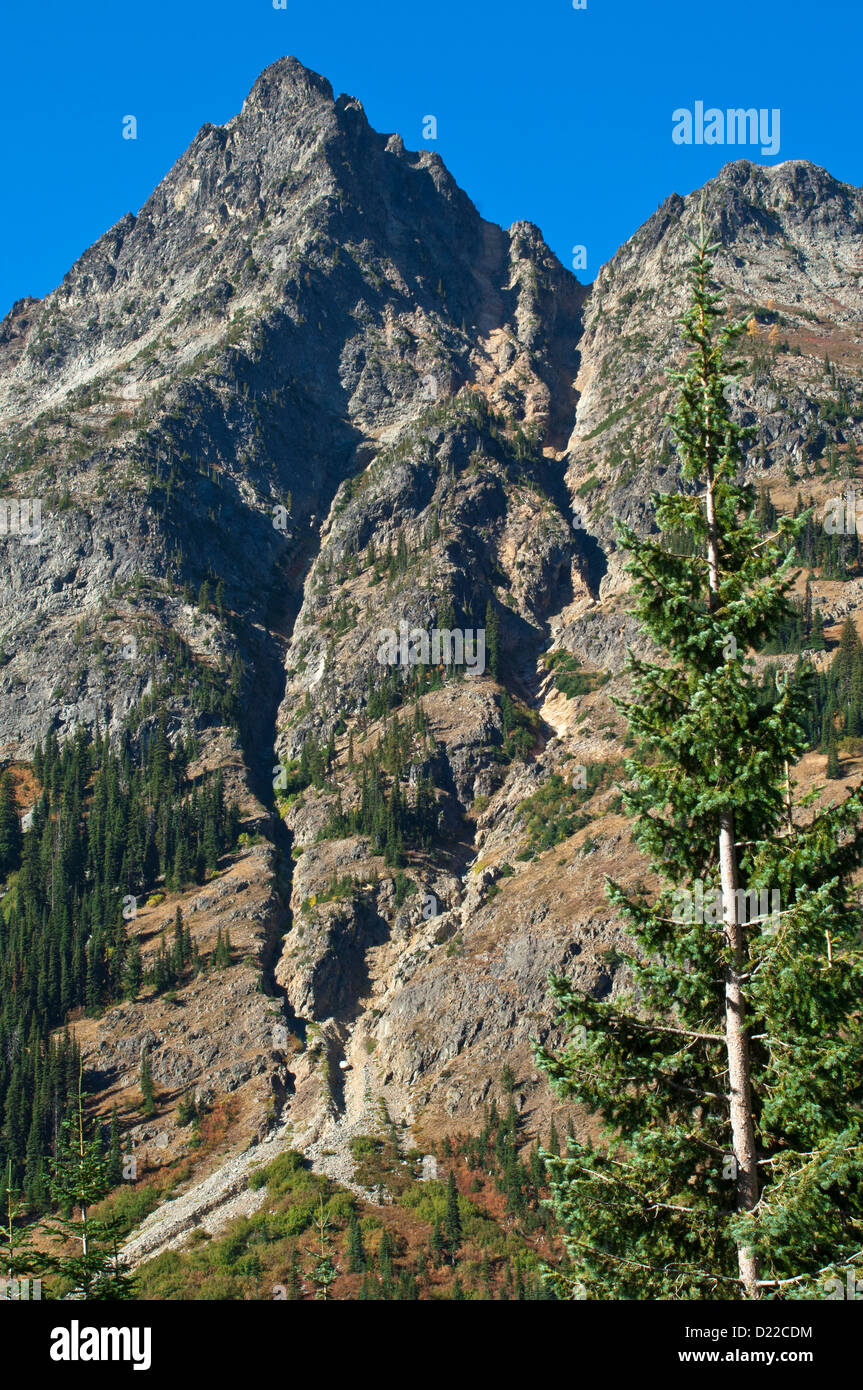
[[826, 737, 841, 779], [430, 1216, 445, 1266], [378, 1227, 394, 1292], [150, 714, 172, 796], [0, 770, 22, 879], [202, 814, 220, 876], [177, 1091, 198, 1127], [536, 218, 863, 1300], [444, 1170, 462, 1261], [213, 927, 231, 969], [286, 1251, 302, 1300], [1, 1160, 38, 1294], [304, 1196, 338, 1300], [485, 600, 502, 680], [39, 1072, 135, 1299], [172, 835, 192, 891], [173, 905, 187, 969], [347, 1211, 365, 1273], [547, 1117, 560, 1158]]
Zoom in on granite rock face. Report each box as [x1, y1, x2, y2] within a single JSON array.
[[2, 58, 862, 1185], [565, 159, 863, 598]]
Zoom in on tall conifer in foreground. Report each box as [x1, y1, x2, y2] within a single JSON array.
[[537, 219, 863, 1299]]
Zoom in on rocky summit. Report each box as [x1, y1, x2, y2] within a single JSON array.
[[2, 56, 862, 1272]]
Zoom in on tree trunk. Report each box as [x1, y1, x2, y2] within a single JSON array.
[[718, 809, 761, 1297], [702, 323, 761, 1296]]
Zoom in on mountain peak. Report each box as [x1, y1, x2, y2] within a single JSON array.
[[242, 55, 335, 113]]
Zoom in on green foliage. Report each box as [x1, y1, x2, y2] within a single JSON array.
[[320, 711, 439, 865], [0, 770, 22, 879], [774, 488, 860, 581], [575, 472, 601, 496], [139, 1048, 156, 1118], [499, 692, 539, 760], [347, 1210, 366, 1272], [454, 1099, 559, 1245], [304, 1196, 339, 1299], [536, 222, 863, 1300], [543, 650, 610, 700], [392, 871, 417, 907], [485, 600, 502, 680], [444, 1171, 462, 1260], [256, 1150, 319, 1199], [38, 1074, 136, 1299], [0, 720, 238, 1205], [212, 926, 232, 970], [799, 617, 863, 748], [517, 764, 616, 857], [121, 629, 242, 733], [89, 1171, 177, 1241]]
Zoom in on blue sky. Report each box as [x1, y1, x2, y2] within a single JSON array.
[[0, 0, 860, 319]]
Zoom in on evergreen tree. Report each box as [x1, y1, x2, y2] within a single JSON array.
[[485, 600, 502, 680], [139, 1048, 156, 1118], [173, 906, 187, 970], [378, 1226, 394, 1292], [826, 738, 841, 779], [304, 1196, 338, 1300], [286, 1251, 302, 1300], [40, 1072, 135, 1299], [172, 835, 192, 891], [213, 927, 231, 969], [430, 1217, 445, 1266], [176, 1091, 198, 1127], [1, 1160, 38, 1293], [0, 770, 22, 879], [536, 219, 863, 1300], [347, 1210, 365, 1273], [444, 1170, 462, 1261], [547, 1118, 560, 1158]]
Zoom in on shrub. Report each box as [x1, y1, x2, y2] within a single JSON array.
[[544, 649, 609, 699], [259, 1149, 316, 1198]]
